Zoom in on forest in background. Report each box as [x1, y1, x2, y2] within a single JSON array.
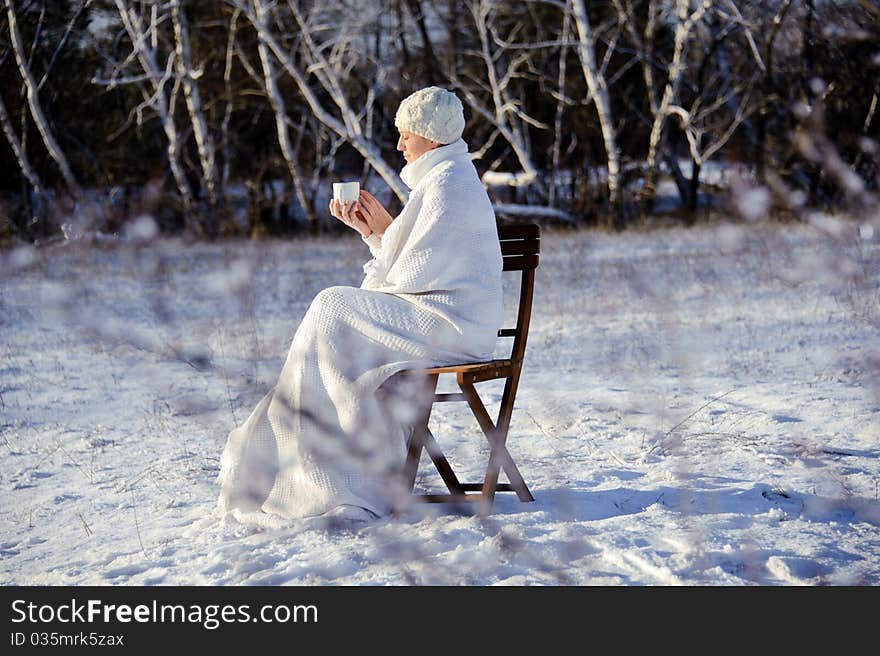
[[0, 0, 878, 243]]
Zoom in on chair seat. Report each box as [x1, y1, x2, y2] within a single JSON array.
[[401, 359, 514, 384]]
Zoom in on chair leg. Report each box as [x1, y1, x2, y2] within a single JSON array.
[[421, 427, 465, 496], [402, 373, 439, 492], [460, 381, 534, 511], [403, 428, 423, 492], [480, 445, 504, 517]]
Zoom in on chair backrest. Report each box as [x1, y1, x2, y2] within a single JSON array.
[[497, 223, 540, 365]]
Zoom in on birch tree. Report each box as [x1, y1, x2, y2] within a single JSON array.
[[548, 10, 571, 208], [171, 0, 220, 207], [639, 0, 712, 216], [570, 0, 621, 216], [220, 6, 240, 192], [668, 8, 759, 215], [252, 0, 314, 222], [5, 0, 82, 199], [0, 91, 43, 193], [108, 0, 197, 227]]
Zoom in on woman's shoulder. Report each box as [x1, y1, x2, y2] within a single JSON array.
[[422, 155, 482, 193]]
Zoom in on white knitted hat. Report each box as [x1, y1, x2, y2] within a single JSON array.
[[394, 86, 465, 144]]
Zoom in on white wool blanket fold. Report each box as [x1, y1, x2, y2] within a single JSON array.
[[217, 139, 503, 519]]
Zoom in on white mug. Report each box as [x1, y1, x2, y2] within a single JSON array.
[[333, 181, 360, 204]]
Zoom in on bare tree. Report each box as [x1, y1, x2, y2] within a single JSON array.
[[752, 0, 796, 180], [0, 90, 43, 193], [548, 9, 571, 209], [171, 0, 220, 208], [664, 7, 759, 216], [639, 0, 712, 217], [107, 0, 198, 229], [451, 0, 545, 194], [612, 0, 659, 119], [5, 0, 82, 199], [570, 0, 621, 217], [236, 0, 409, 203], [403, 0, 446, 85], [252, 0, 314, 223], [1, 0, 876, 238], [220, 5, 240, 193]]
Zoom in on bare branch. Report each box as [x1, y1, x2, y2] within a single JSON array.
[[0, 90, 42, 191], [5, 0, 82, 198]]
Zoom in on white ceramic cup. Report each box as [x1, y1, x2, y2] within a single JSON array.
[[333, 181, 360, 204]]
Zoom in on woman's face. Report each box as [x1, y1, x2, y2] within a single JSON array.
[[397, 130, 439, 164]]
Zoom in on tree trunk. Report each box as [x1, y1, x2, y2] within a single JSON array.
[[756, 0, 794, 181], [172, 0, 220, 208], [405, 0, 445, 85], [5, 0, 81, 198], [254, 0, 315, 224], [221, 7, 240, 196], [571, 0, 621, 225], [0, 91, 43, 192], [549, 12, 570, 208], [641, 0, 710, 219]]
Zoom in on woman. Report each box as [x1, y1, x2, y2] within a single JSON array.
[[217, 87, 503, 522]]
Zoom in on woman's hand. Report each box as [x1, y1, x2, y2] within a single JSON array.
[[329, 198, 372, 237], [356, 190, 394, 236]]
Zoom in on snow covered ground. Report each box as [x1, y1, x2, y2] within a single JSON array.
[[1, 216, 878, 586]]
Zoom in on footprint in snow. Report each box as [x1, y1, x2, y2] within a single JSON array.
[[761, 488, 804, 516]]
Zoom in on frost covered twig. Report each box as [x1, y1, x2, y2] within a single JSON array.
[[664, 390, 734, 437]]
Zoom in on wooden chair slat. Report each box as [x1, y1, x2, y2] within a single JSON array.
[[460, 363, 515, 385], [502, 253, 539, 271], [498, 223, 540, 239], [501, 240, 540, 256], [407, 359, 513, 376]]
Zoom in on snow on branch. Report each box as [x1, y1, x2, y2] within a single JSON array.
[[493, 202, 574, 223], [482, 170, 538, 188]]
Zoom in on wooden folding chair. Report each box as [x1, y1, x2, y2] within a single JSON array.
[[392, 223, 540, 516]]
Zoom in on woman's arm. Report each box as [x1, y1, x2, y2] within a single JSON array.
[[357, 190, 397, 281], [361, 232, 383, 259]]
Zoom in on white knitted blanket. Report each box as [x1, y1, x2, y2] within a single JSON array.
[[217, 139, 503, 519]]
